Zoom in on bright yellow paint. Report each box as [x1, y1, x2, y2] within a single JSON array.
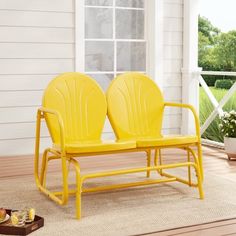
[[107, 72, 204, 179], [43, 72, 107, 145], [136, 135, 198, 148], [34, 72, 204, 220], [53, 140, 136, 154], [107, 72, 164, 140]]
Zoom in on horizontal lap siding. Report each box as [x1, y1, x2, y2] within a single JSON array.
[[162, 0, 183, 135], [0, 1, 184, 156], [0, 0, 75, 156]]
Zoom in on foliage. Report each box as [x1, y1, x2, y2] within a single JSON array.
[[198, 17, 236, 142], [200, 87, 236, 142], [198, 16, 220, 72], [198, 16, 236, 74], [214, 31, 236, 71], [215, 80, 233, 89], [219, 111, 236, 138], [198, 16, 220, 44], [203, 75, 221, 86]]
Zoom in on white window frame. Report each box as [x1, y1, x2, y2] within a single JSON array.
[[74, 0, 164, 89]]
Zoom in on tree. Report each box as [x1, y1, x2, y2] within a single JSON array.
[[198, 16, 220, 44], [198, 16, 236, 76], [198, 16, 220, 72], [214, 31, 236, 71]]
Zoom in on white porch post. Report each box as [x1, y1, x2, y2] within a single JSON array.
[[181, 0, 201, 135], [146, 0, 164, 90], [75, 0, 85, 72]]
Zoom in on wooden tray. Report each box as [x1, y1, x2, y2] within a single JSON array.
[[0, 209, 44, 235]]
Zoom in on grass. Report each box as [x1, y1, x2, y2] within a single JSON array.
[[199, 87, 236, 142]]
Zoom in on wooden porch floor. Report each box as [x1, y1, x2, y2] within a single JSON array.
[[143, 146, 236, 236], [1, 146, 236, 235]]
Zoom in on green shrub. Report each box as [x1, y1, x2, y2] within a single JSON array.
[[203, 75, 220, 86], [215, 79, 233, 89]]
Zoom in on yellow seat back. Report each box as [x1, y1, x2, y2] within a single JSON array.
[[43, 72, 107, 144], [107, 72, 164, 140]]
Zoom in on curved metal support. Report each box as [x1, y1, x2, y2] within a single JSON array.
[[41, 154, 61, 188], [187, 149, 192, 186], [34, 110, 69, 206], [154, 148, 162, 176], [197, 143, 204, 180], [40, 149, 50, 187], [153, 146, 204, 199], [69, 158, 82, 219], [146, 150, 151, 177], [34, 110, 42, 191]]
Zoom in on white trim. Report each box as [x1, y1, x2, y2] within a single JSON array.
[[146, 0, 163, 90], [75, 0, 84, 72], [181, 0, 200, 134], [197, 71, 236, 137], [86, 71, 145, 74], [200, 81, 236, 135], [202, 139, 224, 149], [85, 39, 146, 42], [113, 0, 117, 78], [85, 5, 144, 11], [201, 71, 236, 76], [75, 2, 153, 78], [198, 75, 223, 114]]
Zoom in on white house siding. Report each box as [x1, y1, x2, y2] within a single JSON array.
[[0, 0, 75, 155], [0, 0, 184, 156], [162, 0, 183, 135]]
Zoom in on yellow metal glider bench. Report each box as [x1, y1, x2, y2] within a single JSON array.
[[34, 72, 204, 219]]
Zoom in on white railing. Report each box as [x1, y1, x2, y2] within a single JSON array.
[[197, 71, 236, 146]]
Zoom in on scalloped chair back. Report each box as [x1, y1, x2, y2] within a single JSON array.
[[107, 72, 164, 140], [42, 72, 107, 144]]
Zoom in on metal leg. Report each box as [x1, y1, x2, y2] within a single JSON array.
[[146, 150, 151, 178], [40, 149, 49, 187], [186, 147, 204, 199], [187, 150, 192, 186], [154, 149, 158, 166], [193, 160, 204, 199], [197, 143, 204, 181], [159, 149, 163, 175], [61, 155, 69, 205], [154, 149, 162, 176], [34, 110, 42, 189], [69, 158, 82, 219]]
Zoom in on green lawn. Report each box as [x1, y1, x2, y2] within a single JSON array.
[[199, 87, 236, 142]]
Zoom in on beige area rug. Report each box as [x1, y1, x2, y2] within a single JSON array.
[[1, 169, 236, 236]]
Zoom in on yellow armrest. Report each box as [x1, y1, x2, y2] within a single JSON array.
[[164, 102, 201, 139], [38, 107, 66, 153]]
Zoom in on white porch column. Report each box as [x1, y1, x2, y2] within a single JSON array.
[[146, 0, 164, 91], [182, 0, 201, 135], [75, 0, 85, 72]]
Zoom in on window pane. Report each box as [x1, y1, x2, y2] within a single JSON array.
[[116, 0, 144, 8], [116, 9, 144, 39], [85, 0, 113, 6], [85, 41, 114, 71], [117, 42, 146, 71], [88, 74, 113, 91], [85, 8, 113, 39]]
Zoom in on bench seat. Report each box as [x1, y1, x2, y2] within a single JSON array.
[[53, 140, 136, 154], [136, 135, 198, 148]]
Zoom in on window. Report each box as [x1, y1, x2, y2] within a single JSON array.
[[84, 0, 146, 91]]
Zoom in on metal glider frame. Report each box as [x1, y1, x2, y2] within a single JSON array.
[[35, 108, 204, 219]]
